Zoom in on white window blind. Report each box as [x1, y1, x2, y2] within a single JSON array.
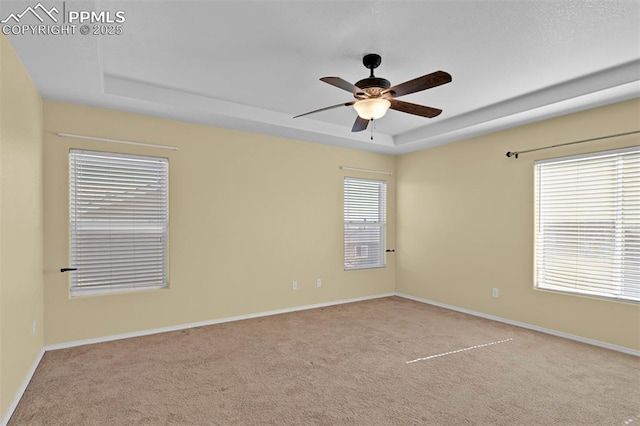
[[535, 146, 640, 303], [69, 150, 169, 295], [344, 177, 387, 270]]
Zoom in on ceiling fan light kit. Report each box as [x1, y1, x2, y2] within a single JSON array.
[[354, 98, 391, 120], [294, 53, 452, 134]]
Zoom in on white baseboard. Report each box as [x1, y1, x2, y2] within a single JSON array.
[[1, 347, 45, 426], [45, 292, 395, 351], [395, 292, 640, 357]]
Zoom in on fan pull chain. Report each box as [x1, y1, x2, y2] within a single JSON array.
[[370, 119, 374, 140]]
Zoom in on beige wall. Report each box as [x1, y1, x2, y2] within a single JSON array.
[[43, 101, 396, 345], [397, 99, 640, 351], [0, 34, 44, 416]]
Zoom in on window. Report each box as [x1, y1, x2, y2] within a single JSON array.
[[344, 177, 387, 270], [69, 150, 169, 295], [535, 146, 640, 303]]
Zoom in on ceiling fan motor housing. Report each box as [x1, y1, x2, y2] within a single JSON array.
[[355, 77, 391, 91]]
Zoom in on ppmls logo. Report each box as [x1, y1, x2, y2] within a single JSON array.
[[1, 2, 125, 36], [1, 3, 59, 23]]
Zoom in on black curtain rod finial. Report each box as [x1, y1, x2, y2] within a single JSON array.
[[506, 151, 519, 159]]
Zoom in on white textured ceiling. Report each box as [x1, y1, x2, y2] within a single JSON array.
[[2, 0, 639, 154]]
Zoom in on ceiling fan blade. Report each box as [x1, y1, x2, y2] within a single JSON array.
[[389, 99, 442, 118], [383, 71, 452, 98], [294, 101, 355, 118], [320, 77, 362, 94], [352, 116, 370, 132]]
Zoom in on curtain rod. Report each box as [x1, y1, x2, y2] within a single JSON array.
[[505, 130, 640, 159], [57, 133, 178, 151], [339, 166, 393, 175]]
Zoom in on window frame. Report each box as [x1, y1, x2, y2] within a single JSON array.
[[69, 149, 169, 296], [534, 146, 640, 304], [343, 176, 387, 271]]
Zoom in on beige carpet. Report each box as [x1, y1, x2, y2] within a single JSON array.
[[9, 297, 640, 425]]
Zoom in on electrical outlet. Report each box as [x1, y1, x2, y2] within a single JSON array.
[[492, 288, 499, 298], [292, 281, 298, 290], [32, 320, 36, 335], [316, 279, 322, 288]]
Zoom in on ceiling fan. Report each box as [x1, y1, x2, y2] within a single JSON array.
[[294, 54, 452, 132]]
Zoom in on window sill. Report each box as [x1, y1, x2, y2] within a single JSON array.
[[70, 284, 168, 298]]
